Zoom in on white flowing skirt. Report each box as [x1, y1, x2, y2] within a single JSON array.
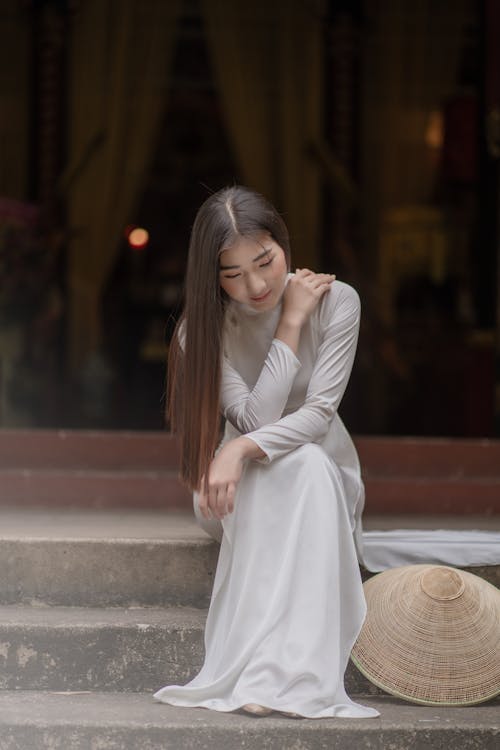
[[153, 444, 379, 719]]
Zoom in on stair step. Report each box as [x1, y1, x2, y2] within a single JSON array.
[[0, 511, 218, 608], [0, 604, 376, 696], [0, 429, 180, 470], [1, 510, 498, 609], [2, 430, 499, 477], [0, 605, 205, 692], [0, 691, 498, 750], [364, 476, 500, 514], [2, 469, 499, 514], [356, 436, 500, 477], [1, 430, 500, 514], [0, 467, 190, 509]]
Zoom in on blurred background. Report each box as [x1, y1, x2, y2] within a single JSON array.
[[0, 0, 499, 437]]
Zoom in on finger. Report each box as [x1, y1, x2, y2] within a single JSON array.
[[215, 486, 228, 519], [198, 492, 212, 520], [198, 476, 208, 519], [208, 483, 221, 519], [294, 267, 313, 277], [226, 481, 236, 514], [310, 274, 335, 289], [211, 484, 229, 520], [317, 281, 334, 296], [311, 272, 335, 282]]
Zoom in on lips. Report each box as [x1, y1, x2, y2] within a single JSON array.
[[250, 290, 271, 302]]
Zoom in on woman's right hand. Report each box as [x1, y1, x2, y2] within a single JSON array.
[[198, 437, 264, 520], [281, 269, 335, 328]]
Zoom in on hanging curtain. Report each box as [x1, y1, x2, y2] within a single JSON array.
[[201, 0, 325, 266], [65, 0, 180, 369], [199, 0, 277, 201]]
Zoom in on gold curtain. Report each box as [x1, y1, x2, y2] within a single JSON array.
[[201, 0, 324, 267], [65, 0, 180, 369]]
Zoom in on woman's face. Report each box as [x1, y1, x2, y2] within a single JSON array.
[[219, 232, 288, 311]]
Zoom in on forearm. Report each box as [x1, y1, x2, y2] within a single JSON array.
[[246, 289, 361, 463], [232, 435, 266, 461], [274, 315, 303, 355], [274, 270, 335, 355], [199, 435, 264, 520], [222, 339, 301, 433]]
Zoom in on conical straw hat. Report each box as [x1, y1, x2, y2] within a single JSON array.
[[351, 564, 500, 705]]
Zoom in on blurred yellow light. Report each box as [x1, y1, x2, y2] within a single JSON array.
[[425, 110, 444, 150]]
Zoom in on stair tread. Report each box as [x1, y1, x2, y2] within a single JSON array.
[[0, 467, 176, 476], [0, 508, 498, 539], [0, 509, 209, 541], [0, 603, 206, 627], [1, 690, 498, 729], [4, 465, 500, 478]]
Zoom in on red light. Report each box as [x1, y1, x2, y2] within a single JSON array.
[[126, 226, 149, 250]]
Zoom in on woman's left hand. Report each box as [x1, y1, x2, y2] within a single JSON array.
[[198, 440, 246, 521]]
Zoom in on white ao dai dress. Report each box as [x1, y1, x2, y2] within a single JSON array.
[[154, 278, 380, 718]]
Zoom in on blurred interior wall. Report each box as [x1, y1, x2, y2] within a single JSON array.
[[361, 0, 470, 278], [359, 0, 473, 431]]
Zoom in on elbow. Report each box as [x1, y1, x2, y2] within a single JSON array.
[[308, 396, 340, 442], [231, 408, 278, 434]]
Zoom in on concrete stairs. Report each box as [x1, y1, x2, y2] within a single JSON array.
[[0, 431, 499, 749]]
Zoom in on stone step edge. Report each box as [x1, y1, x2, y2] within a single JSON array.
[[0, 691, 498, 745], [3, 468, 500, 482], [0, 602, 205, 622], [0, 602, 376, 696]]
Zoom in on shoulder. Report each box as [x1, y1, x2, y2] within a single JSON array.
[[315, 280, 360, 329]]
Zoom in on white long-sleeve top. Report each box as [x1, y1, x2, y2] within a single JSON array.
[[217, 275, 500, 572], [220, 275, 365, 555]]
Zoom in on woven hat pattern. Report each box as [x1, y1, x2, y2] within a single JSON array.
[[351, 564, 500, 705]]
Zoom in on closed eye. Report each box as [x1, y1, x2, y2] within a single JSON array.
[[221, 251, 274, 279]]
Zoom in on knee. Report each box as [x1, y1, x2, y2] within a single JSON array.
[[290, 443, 342, 482], [293, 443, 329, 465]]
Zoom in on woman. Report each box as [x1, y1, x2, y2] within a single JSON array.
[[154, 185, 379, 719]]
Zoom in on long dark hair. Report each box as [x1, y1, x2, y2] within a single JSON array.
[[167, 185, 291, 491]]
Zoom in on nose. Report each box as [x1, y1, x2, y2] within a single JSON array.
[[247, 273, 267, 298]]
